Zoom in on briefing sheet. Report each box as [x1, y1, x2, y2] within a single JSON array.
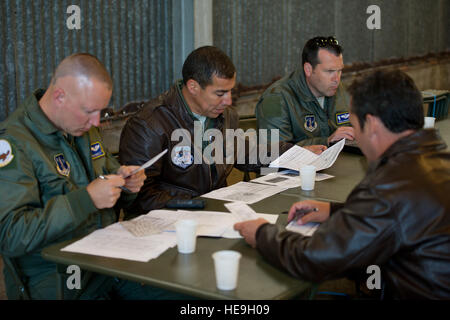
[[269, 138, 345, 171], [201, 181, 288, 204]]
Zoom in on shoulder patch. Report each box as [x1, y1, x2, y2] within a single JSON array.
[[54, 153, 70, 176], [90, 141, 105, 159], [336, 112, 350, 125], [0, 139, 14, 167], [304, 115, 318, 132]]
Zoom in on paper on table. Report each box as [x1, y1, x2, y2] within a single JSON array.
[[224, 202, 259, 221], [269, 138, 346, 171], [201, 181, 288, 204], [61, 222, 177, 262], [222, 212, 279, 239], [286, 220, 320, 237]]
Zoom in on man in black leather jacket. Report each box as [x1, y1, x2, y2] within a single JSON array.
[[119, 46, 323, 217], [235, 69, 450, 299]]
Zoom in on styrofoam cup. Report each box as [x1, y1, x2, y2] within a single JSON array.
[[212, 250, 241, 290], [175, 219, 198, 254], [300, 165, 316, 191], [424, 116, 435, 128]]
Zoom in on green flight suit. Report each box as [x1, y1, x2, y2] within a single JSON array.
[[255, 68, 351, 146], [0, 89, 147, 299]]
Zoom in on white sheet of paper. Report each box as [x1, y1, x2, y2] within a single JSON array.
[[224, 202, 259, 221], [201, 181, 288, 204], [61, 222, 177, 262], [221, 212, 279, 239], [286, 220, 320, 237], [269, 138, 346, 171]]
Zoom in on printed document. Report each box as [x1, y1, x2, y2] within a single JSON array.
[[269, 138, 345, 171], [286, 221, 320, 237], [201, 181, 288, 204]]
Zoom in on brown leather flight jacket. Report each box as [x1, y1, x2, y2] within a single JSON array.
[[119, 82, 290, 217], [256, 129, 450, 299]]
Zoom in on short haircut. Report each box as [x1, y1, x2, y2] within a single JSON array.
[[182, 46, 236, 88], [52, 53, 113, 90], [302, 36, 343, 68], [347, 69, 424, 132]]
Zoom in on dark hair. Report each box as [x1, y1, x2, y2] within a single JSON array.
[[302, 36, 343, 68], [347, 70, 424, 132], [182, 46, 236, 88]]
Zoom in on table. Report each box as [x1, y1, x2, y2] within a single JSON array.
[[42, 194, 318, 300], [42, 121, 450, 300]]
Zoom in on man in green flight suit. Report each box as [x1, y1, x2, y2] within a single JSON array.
[[256, 36, 355, 147], [0, 53, 181, 299]]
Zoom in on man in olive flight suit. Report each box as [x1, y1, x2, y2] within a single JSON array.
[[0, 53, 180, 299], [256, 36, 355, 146]]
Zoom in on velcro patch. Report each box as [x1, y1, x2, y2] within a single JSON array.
[[336, 112, 350, 124], [90, 142, 105, 159]]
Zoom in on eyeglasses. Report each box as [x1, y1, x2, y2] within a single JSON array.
[[314, 37, 339, 47]]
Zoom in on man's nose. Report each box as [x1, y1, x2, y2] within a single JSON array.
[[90, 113, 101, 127], [222, 92, 232, 106]]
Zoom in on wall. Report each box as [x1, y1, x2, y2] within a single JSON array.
[[213, 0, 450, 86], [0, 0, 195, 122]]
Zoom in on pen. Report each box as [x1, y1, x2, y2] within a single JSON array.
[[98, 175, 132, 193], [289, 207, 319, 223]]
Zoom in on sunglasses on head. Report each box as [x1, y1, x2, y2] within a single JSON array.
[[314, 37, 339, 47]]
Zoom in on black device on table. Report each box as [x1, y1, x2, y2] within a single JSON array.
[[165, 199, 206, 209]]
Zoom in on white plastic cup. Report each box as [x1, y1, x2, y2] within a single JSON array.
[[175, 219, 198, 254], [300, 165, 316, 191], [424, 116, 435, 128], [212, 250, 242, 290]]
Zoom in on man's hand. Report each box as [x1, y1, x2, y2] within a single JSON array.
[[87, 174, 125, 209], [117, 165, 146, 193], [288, 200, 331, 225], [327, 126, 355, 145], [234, 218, 269, 248], [303, 144, 327, 154]]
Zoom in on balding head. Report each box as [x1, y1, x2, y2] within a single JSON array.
[[51, 53, 113, 90]]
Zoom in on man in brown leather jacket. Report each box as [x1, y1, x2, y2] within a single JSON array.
[[235, 69, 450, 299], [119, 46, 322, 217]]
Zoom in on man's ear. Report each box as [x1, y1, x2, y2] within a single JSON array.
[[365, 114, 382, 139], [186, 79, 200, 95], [52, 87, 66, 107], [303, 63, 313, 77]]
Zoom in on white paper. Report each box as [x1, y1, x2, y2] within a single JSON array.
[[61, 222, 177, 262], [269, 139, 345, 171], [222, 212, 279, 239], [201, 181, 288, 204], [224, 202, 259, 221], [285, 220, 320, 237]]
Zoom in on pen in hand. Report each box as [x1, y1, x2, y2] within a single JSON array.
[[288, 207, 319, 224], [98, 175, 132, 193]]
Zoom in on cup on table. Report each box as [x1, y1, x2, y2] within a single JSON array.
[[175, 219, 198, 254], [212, 250, 242, 290], [300, 165, 316, 191], [424, 116, 435, 128]]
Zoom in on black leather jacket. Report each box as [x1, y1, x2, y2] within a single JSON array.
[[119, 81, 291, 217], [256, 129, 450, 299]]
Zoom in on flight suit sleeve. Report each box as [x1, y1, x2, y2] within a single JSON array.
[[256, 94, 295, 143], [0, 140, 98, 257]]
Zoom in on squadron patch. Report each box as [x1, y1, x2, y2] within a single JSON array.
[[336, 112, 350, 125], [0, 139, 14, 167], [304, 115, 318, 132], [54, 154, 70, 176], [90, 142, 105, 159], [172, 146, 193, 169]]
